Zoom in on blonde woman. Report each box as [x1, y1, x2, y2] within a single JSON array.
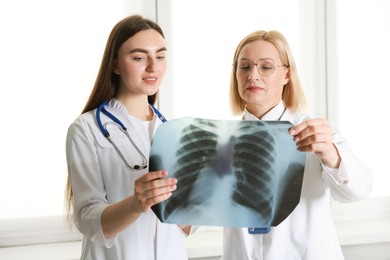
[[222, 30, 372, 260]]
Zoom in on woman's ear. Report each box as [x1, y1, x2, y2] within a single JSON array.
[[112, 60, 120, 75], [282, 67, 290, 85]]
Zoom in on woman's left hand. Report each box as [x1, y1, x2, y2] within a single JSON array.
[[289, 118, 341, 168]]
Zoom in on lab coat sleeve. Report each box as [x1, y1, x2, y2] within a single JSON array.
[[66, 117, 116, 248], [320, 126, 373, 202]]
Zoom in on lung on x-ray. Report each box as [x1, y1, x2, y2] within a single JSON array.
[[150, 117, 306, 228]]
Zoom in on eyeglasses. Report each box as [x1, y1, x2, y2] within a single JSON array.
[[235, 58, 288, 76]]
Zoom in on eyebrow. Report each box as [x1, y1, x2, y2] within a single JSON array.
[[239, 57, 274, 62], [128, 47, 167, 54]]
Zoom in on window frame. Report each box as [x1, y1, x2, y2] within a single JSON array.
[[1, 0, 389, 250]]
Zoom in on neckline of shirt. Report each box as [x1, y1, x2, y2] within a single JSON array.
[[244, 101, 286, 121]]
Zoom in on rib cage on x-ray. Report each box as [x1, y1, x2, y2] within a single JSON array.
[[232, 122, 276, 222], [162, 119, 280, 222], [163, 119, 218, 219], [150, 118, 306, 227]]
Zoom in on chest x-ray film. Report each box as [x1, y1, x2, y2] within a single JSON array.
[[150, 118, 306, 228]]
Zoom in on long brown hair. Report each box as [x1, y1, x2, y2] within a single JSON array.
[[65, 15, 165, 225], [230, 30, 306, 116]]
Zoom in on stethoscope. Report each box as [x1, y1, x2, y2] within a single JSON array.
[[96, 100, 167, 170]]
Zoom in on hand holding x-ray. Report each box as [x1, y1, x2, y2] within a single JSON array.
[[132, 170, 177, 213]]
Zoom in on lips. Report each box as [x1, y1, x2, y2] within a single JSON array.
[[143, 76, 158, 84], [247, 86, 264, 92]]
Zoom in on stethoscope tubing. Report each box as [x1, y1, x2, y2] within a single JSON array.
[[96, 99, 166, 170], [97, 101, 127, 137]]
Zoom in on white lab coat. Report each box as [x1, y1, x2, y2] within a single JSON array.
[[222, 102, 373, 260], [66, 99, 188, 260]]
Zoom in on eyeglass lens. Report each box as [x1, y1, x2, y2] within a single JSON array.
[[237, 59, 276, 76]]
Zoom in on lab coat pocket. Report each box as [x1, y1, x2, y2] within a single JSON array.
[[95, 124, 129, 148]]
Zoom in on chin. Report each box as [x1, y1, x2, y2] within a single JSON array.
[[243, 95, 265, 106], [145, 87, 159, 96]]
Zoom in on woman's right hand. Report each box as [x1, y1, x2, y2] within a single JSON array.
[[132, 170, 177, 213], [102, 170, 176, 238]]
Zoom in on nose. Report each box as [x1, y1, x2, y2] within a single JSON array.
[[248, 65, 260, 81], [146, 58, 159, 72]]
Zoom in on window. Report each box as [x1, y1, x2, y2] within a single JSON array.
[[0, 0, 124, 219], [157, 0, 325, 119], [328, 0, 390, 197]]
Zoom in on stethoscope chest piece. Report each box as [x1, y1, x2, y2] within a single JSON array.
[[96, 101, 151, 170]]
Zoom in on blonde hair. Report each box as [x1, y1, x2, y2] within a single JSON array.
[[230, 30, 306, 116]]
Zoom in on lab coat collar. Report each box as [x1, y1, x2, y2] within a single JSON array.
[[107, 98, 128, 114], [243, 101, 286, 121], [107, 98, 160, 125], [106, 98, 159, 121]]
